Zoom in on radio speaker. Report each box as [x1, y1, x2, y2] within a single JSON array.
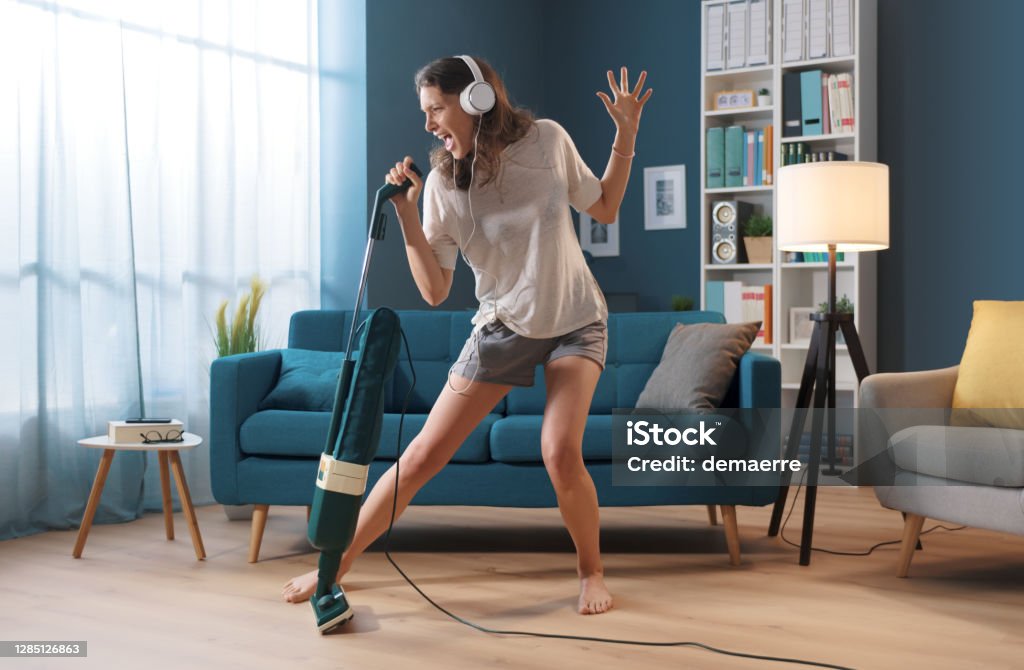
[[710, 200, 753, 264]]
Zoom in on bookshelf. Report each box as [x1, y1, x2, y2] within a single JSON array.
[[700, 0, 877, 465]]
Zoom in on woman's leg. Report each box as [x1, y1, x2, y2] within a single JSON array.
[[540, 354, 612, 614], [283, 374, 512, 602]]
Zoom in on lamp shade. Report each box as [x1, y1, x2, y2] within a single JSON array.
[[776, 161, 889, 252]]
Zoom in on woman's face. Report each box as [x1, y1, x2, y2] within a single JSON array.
[[419, 85, 476, 161]]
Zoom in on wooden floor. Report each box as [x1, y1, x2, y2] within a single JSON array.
[[2, 487, 1023, 670]]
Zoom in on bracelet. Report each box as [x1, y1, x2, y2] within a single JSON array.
[[611, 146, 635, 159]]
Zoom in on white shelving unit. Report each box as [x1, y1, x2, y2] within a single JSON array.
[[700, 0, 877, 459]]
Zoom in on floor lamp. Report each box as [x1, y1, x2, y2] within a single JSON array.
[[766, 161, 890, 566]]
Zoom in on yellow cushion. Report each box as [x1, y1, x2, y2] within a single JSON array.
[[952, 301, 1024, 429]]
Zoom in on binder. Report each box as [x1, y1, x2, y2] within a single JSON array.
[[725, 125, 744, 188], [706, 280, 725, 314], [831, 0, 854, 57], [764, 124, 773, 184], [782, 0, 804, 62], [807, 0, 828, 59], [706, 3, 726, 71], [706, 127, 725, 188], [800, 69, 823, 136], [782, 71, 802, 137], [726, 1, 748, 70], [724, 281, 744, 323], [747, 0, 770, 66]]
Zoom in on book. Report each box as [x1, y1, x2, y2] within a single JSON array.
[[741, 285, 767, 344], [109, 419, 184, 445], [837, 73, 855, 132]]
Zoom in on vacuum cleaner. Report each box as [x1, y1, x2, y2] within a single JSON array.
[[306, 162, 422, 633]]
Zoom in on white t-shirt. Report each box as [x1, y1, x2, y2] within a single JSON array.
[[422, 119, 607, 339]]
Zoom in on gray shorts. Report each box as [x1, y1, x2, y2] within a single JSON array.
[[450, 319, 608, 387]]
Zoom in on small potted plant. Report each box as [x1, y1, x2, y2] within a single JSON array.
[[742, 214, 773, 264], [818, 294, 854, 343], [670, 295, 695, 312], [757, 87, 772, 107]]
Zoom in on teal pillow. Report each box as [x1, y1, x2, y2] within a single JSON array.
[[259, 349, 350, 411]]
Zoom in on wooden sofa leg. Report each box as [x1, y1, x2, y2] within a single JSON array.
[[720, 505, 741, 566], [249, 504, 269, 563], [897, 513, 926, 578], [706, 505, 718, 526]]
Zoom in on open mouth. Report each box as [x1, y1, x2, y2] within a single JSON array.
[[442, 134, 454, 152]]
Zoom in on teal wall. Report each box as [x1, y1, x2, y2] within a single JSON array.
[[876, 0, 1024, 371]]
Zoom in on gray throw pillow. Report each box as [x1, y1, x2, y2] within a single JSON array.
[[635, 321, 761, 411]]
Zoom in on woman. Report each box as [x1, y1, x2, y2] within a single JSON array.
[[284, 55, 651, 615]]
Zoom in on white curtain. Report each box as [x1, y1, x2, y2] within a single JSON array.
[[0, 0, 320, 539]]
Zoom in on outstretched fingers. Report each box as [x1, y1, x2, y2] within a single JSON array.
[[632, 71, 648, 97]]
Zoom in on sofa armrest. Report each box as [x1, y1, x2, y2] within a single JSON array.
[[860, 366, 959, 410], [736, 351, 781, 409], [209, 350, 282, 504]]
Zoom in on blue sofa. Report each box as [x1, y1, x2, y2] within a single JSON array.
[[210, 310, 781, 563]]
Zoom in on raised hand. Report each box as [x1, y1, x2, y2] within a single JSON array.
[[596, 67, 653, 136]]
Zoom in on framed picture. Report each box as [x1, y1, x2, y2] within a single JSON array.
[[789, 307, 816, 344], [643, 165, 686, 231], [713, 89, 755, 110], [579, 211, 619, 257]]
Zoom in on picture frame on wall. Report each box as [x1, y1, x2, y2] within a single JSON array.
[[644, 165, 686, 231], [789, 306, 816, 344], [579, 212, 619, 257]]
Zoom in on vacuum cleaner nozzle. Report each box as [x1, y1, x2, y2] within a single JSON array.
[[311, 583, 353, 634]]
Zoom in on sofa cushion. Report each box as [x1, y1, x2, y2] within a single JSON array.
[[239, 410, 496, 463], [952, 300, 1024, 429], [636, 322, 759, 411], [258, 349, 350, 411], [889, 424, 1024, 487], [504, 311, 729, 414], [490, 415, 614, 462]]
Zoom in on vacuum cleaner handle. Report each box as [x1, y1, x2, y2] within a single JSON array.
[[377, 161, 423, 201], [369, 161, 423, 241]]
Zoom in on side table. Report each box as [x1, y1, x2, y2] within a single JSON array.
[[73, 433, 206, 560]]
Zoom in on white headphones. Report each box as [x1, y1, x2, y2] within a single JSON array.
[[456, 55, 495, 116]]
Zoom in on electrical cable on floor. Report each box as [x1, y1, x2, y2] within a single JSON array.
[[779, 463, 966, 556], [374, 328, 856, 670]]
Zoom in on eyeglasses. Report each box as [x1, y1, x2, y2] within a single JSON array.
[[140, 429, 184, 444]]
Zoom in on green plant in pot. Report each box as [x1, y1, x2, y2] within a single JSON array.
[[670, 295, 695, 311], [817, 294, 854, 343], [213, 274, 268, 358], [742, 214, 773, 264]]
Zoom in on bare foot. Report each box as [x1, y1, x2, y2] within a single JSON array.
[[281, 568, 319, 603], [578, 573, 613, 615]]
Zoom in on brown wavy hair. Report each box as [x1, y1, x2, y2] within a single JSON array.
[[414, 56, 535, 191]]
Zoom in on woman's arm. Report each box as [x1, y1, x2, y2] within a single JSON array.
[[588, 68, 652, 225], [388, 159, 454, 306]]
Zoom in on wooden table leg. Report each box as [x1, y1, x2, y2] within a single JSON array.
[[168, 450, 206, 560], [73, 449, 116, 558], [158, 451, 174, 540]]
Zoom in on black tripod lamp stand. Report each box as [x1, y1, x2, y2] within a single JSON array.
[[765, 161, 890, 566]]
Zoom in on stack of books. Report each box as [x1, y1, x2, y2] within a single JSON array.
[[108, 419, 184, 445]]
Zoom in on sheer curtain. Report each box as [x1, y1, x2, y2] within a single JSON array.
[[0, 0, 320, 540]]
